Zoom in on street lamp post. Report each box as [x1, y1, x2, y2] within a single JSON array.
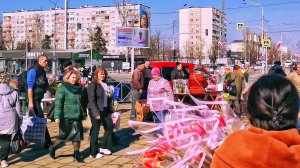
[[49, 0, 58, 76]]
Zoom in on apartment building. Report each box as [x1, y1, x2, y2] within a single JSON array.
[[2, 4, 149, 55], [179, 7, 226, 59]]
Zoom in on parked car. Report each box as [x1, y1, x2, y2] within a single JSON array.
[[284, 60, 292, 68]]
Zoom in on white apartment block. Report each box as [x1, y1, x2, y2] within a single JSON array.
[[179, 7, 226, 59], [2, 4, 147, 55]]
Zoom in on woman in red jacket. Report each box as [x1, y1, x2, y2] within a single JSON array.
[[211, 75, 300, 167], [188, 65, 208, 100]]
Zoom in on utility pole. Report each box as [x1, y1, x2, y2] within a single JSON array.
[[172, 19, 176, 61], [280, 32, 283, 64], [49, 0, 58, 76], [64, 0, 68, 50]]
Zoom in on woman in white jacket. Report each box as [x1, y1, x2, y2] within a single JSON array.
[[0, 72, 21, 167]]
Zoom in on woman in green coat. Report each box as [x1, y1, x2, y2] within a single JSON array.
[[49, 70, 86, 162]]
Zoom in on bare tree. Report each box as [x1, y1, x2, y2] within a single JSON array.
[[140, 31, 161, 61], [266, 43, 281, 64], [16, 41, 26, 50], [209, 42, 218, 64], [244, 29, 260, 64]]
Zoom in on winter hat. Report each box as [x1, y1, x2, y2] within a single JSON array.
[[151, 67, 160, 76]]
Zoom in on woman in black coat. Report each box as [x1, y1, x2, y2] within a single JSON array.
[[87, 67, 114, 158]]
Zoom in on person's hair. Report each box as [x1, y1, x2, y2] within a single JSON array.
[[247, 75, 299, 130], [176, 62, 181, 67], [274, 61, 281, 66], [63, 70, 81, 84], [0, 72, 10, 84], [38, 54, 48, 61], [92, 66, 108, 83], [74, 63, 82, 69]]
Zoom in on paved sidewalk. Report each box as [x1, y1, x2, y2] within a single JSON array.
[[8, 104, 147, 168]]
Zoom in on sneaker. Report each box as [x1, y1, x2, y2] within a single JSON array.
[[99, 148, 112, 155], [89, 153, 103, 159], [1, 160, 8, 168]]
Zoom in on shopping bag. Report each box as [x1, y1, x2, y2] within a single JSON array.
[[111, 112, 121, 130], [21, 112, 46, 144]]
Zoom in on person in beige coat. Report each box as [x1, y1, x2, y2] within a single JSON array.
[[230, 65, 245, 116], [287, 62, 300, 96]]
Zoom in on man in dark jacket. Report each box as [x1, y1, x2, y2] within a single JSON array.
[[130, 63, 145, 120], [141, 60, 152, 99], [268, 61, 281, 75], [171, 62, 186, 80], [27, 55, 53, 148]]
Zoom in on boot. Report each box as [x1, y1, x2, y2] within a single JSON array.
[[74, 150, 84, 163], [49, 145, 56, 159]]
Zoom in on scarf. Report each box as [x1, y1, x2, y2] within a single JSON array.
[[62, 81, 82, 95]]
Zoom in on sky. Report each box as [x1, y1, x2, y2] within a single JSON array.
[[1, 0, 300, 52]]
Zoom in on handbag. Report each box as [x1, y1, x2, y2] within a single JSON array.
[[226, 85, 237, 96], [111, 112, 121, 130]]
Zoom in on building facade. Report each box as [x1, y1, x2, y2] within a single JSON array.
[[179, 7, 226, 60], [2, 4, 149, 55]]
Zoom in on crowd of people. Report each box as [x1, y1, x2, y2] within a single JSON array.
[[1, 58, 300, 167], [0, 55, 117, 167]]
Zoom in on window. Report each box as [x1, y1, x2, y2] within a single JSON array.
[[205, 29, 208, 36], [105, 16, 109, 20]]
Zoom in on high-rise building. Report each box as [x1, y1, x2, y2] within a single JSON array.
[[179, 7, 226, 60], [2, 4, 150, 55]]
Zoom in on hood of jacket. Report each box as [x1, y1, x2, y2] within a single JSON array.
[[211, 127, 300, 168], [0, 84, 14, 95]]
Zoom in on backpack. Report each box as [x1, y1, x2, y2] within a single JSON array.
[[18, 67, 37, 93]]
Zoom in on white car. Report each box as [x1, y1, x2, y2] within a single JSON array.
[[284, 61, 292, 68]]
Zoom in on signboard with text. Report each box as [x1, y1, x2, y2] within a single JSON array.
[[116, 27, 150, 48], [26, 52, 44, 59]]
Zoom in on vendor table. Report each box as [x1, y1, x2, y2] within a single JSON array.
[[174, 93, 189, 102]]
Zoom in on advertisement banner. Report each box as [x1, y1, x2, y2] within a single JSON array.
[[116, 27, 150, 48], [140, 5, 150, 28]]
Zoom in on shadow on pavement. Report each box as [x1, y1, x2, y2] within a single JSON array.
[[8, 144, 49, 164], [80, 127, 140, 159]]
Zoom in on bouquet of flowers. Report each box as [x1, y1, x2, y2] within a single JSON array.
[[48, 75, 60, 91], [172, 79, 188, 94], [128, 97, 245, 168]]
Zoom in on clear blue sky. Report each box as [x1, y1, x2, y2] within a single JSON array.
[[1, 0, 300, 51]]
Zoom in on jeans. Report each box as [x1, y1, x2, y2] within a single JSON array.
[[131, 89, 141, 118], [0, 135, 11, 160]]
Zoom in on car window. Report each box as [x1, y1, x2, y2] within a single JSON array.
[[161, 67, 173, 81]]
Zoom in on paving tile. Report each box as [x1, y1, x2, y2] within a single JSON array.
[[7, 104, 143, 168], [108, 157, 132, 165], [43, 162, 65, 168], [85, 155, 119, 167]]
